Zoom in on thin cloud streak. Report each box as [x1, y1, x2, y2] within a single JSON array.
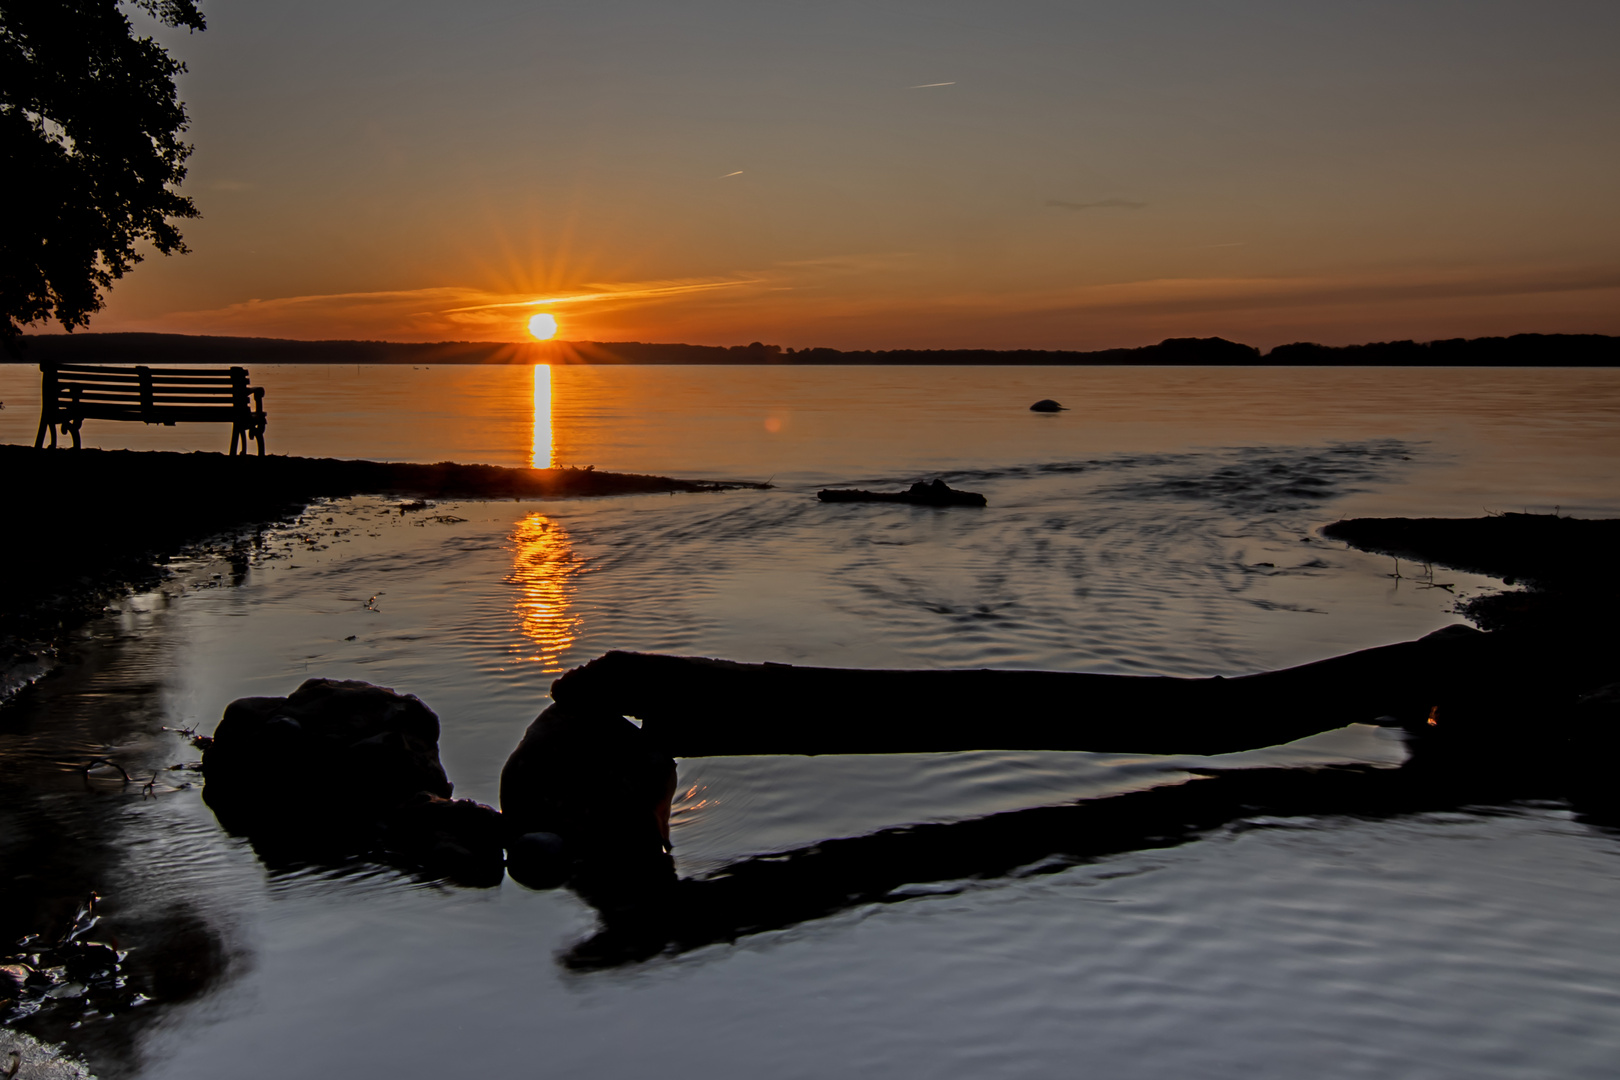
[[110, 258, 1620, 349], [1046, 199, 1148, 211]]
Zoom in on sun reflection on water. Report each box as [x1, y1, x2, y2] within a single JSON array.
[[507, 511, 586, 671], [532, 364, 552, 470]]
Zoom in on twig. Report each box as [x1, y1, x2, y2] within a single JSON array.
[[79, 758, 134, 783]]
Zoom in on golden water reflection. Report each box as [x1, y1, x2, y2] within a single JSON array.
[[508, 511, 586, 672], [532, 364, 553, 469]]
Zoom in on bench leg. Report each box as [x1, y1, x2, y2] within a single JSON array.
[[254, 428, 265, 456], [35, 416, 49, 449], [68, 420, 81, 450]]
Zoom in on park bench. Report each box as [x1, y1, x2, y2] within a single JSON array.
[[34, 361, 268, 456]]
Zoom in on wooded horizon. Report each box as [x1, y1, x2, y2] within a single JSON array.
[[10, 331, 1618, 367]]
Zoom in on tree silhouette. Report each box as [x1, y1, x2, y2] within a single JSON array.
[[1, 0, 205, 346]]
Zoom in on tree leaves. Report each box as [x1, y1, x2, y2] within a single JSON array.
[[0, 0, 204, 344]]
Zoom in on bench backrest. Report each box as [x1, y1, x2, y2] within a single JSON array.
[[42, 362, 257, 419]]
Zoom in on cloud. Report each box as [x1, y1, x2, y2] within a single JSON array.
[[132, 276, 769, 342], [101, 254, 1620, 350], [1046, 198, 1148, 211]]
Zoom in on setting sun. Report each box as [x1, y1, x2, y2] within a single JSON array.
[[527, 312, 558, 340]]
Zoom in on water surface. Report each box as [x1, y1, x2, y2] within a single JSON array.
[[3, 364, 1619, 1078]]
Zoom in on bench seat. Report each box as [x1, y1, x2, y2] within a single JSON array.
[[35, 361, 268, 456]]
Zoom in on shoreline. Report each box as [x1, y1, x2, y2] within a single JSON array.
[[9, 330, 1619, 367], [0, 444, 755, 699]]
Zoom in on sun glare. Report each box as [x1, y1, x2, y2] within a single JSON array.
[[528, 312, 559, 340]]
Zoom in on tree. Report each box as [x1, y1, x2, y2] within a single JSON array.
[[1, 0, 205, 346]]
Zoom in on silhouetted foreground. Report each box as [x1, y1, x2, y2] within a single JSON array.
[[194, 501, 1620, 965], [192, 607, 1618, 969], [13, 330, 1619, 366], [1323, 512, 1620, 634], [0, 444, 737, 691], [818, 479, 988, 507]]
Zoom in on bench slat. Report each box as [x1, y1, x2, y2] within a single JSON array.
[[51, 363, 242, 377], [58, 394, 250, 406], [51, 372, 239, 386], [53, 386, 246, 399], [70, 404, 246, 421]]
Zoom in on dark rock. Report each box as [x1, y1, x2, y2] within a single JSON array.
[[817, 479, 987, 507], [203, 678, 454, 856], [0, 963, 29, 997], [507, 831, 571, 890], [500, 702, 676, 893], [1029, 399, 1066, 412], [382, 794, 506, 887]]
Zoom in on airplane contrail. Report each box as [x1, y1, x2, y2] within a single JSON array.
[[910, 81, 955, 88]]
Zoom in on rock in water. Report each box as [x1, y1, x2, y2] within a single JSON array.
[[817, 479, 987, 507], [382, 794, 507, 888], [206, 678, 450, 808], [203, 679, 502, 884], [500, 702, 677, 895], [1029, 399, 1067, 412]]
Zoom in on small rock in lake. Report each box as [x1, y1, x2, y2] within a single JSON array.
[[1029, 399, 1067, 412], [817, 479, 987, 507]]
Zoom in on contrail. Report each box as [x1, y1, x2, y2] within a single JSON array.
[[910, 81, 955, 88], [720, 170, 743, 178]]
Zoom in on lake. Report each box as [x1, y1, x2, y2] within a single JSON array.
[[2, 363, 1619, 1079]]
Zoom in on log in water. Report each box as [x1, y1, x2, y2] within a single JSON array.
[[550, 625, 1560, 758]]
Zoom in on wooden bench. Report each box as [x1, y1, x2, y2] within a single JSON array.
[[35, 361, 268, 456]]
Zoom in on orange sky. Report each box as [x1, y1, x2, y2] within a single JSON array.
[[78, 1, 1620, 350]]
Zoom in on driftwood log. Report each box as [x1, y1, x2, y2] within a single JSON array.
[[549, 625, 1567, 758]]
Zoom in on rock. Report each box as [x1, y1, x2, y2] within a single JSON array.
[[817, 479, 987, 507], [382, 794, 506, 886], [507, 831, 571, 890], [203, 678, 454, 854], [500, 703, 676, 892], [0, 964, 29, 997], [1029, 399, 1066, 412]]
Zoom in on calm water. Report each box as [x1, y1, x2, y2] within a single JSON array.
[[3, 364, 1620, 1078]]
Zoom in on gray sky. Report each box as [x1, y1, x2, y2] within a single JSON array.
[[97, 0, 1620, 348]]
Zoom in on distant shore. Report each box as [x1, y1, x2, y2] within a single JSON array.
[[7, 331, 1618, 367], [0, 444, 748, 697]]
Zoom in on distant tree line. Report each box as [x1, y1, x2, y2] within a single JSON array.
[[9, 331, 1618, 366]]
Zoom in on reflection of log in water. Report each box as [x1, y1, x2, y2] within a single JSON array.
[[561, 705, 1620, 971]]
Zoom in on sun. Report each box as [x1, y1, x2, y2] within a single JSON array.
[[527, 312, 558, 341]]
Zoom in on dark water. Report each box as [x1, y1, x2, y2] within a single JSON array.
[[3, 365, 1620, 1078]]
